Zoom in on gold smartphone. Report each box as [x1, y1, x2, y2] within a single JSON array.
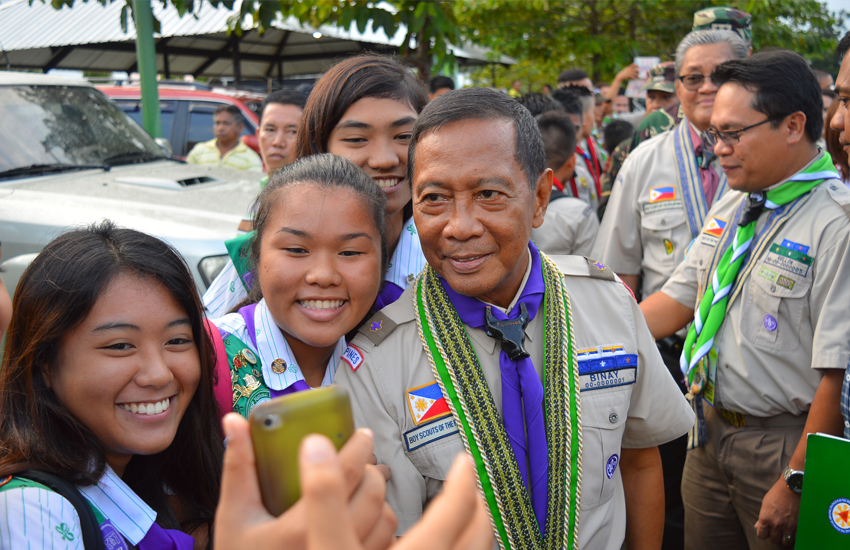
[[249, 385, 355, 516]]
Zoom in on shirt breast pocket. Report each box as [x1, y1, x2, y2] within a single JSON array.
[[640, 213, 688, 266], [742, 267, 810, 351], [578, 385, 632, 510], [403, 418, 465, 481]]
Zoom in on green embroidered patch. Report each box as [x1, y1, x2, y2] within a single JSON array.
[[758, 267, 778, 282], [776, 275, 795, 290]]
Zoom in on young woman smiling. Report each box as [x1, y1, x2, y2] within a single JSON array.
[[0, 222, 222, 550], [204, 54, 428, 318]]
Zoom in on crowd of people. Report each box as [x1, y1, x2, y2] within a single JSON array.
[[1, 4, 850, 550]]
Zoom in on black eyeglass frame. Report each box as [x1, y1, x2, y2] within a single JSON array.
[[677, 74, 711, 91], [707, 117, 782, 146]]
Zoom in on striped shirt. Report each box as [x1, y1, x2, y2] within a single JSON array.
[[203, 216, 427, 318], [213, 298, 343, 391], [185, 138, 263, 172], [842, 356, 850, 439], [0, 466, 157, 550]]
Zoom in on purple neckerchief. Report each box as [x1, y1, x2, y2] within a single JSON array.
[[375, 281, 404, 311], [438, 241, 548, 535], [137, 522, 195, 550], [239, 303, 311, 399]]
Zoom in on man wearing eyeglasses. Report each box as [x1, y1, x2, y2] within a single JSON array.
[[641, 49, 850, 550], [592, 29, 747, 550]]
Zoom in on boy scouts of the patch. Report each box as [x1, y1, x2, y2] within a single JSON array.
[[649, 186, 676, 203], [341, 344, 364, 372], [406, 381, 451, 425], [271, 358, 287, 374], [703, 216, 727, 237]]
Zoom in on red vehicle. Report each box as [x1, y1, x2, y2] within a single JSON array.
[[99, 85, 261, 159]]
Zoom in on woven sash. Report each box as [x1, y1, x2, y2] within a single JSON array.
[[673, 120, 728, 239], [414, 252, 582, 550]]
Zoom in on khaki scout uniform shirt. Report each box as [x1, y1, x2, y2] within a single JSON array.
[[662, 162, 850, 417], [531, 196, 599, 256], [592, 123, 725, 297], [571, 155, 600, 210], [335, 255, 694, 549]]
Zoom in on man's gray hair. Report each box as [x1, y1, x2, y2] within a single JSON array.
[[675, 30, 748, 76]]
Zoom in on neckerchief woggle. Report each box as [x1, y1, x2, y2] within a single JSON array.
[[414, 243, 582, 550], [681, 153, 839, 448]]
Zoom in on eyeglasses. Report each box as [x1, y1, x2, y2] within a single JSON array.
[[707, 117, 778, 146], [677, 74, 709, 91]]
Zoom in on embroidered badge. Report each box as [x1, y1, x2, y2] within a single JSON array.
[[403, 416, 458, 451], [780, 239, 810, 254], [829, 498, 850, 534], [764, 243, 812, 277], [776, 275, 795, 290], [577, 347, 600, 358], [579, 176, 588, 188], [649, 186, 676, 203], [703, 216, 728, 237], [664, 239, 674, 255], [758, 267, 778, 282], [271, 358, 287, 374], [577, 345, 637, 392], [764, 315, 777, 332], [605, 454, 619, 479], [593, 261, 606, 270], [341, 344, 364, 372], [370, 320, 383, 332], [406, 381, 451, 425], [644, 199, 683, 214], [99, 520, 128, 550]]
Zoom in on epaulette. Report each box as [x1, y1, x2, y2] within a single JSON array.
[[824, 180, 850, 218], [583, 256, 617, 281], [357, 310, 398, 346]]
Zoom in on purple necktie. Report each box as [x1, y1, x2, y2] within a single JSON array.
[[270, 379, 311, 398], [439, 242, 548, 535], [137, 521, 195, 550]]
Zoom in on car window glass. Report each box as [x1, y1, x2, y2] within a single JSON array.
[[115, 100, 176, 143], [0, 86, 164, 172], [187, 102, 253, 152]]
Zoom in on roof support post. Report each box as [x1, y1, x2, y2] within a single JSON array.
[[132, 0, 161, 138], [231, 34, 241, 87]]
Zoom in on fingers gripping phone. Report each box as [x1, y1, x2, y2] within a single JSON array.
[[250, 386, 355, 516]]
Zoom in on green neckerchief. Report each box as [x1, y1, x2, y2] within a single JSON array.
[[414, 252, 582, 550], [681, 153, 839, 448], [225, 231, 255, 293]]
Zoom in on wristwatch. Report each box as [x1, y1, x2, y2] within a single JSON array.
[[782, 466, 804, 494]]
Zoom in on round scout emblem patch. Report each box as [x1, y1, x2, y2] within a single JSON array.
[[241, 349, 257, 365], [606, 454, 619, 479], [829, 498, 850, 534], [764, 314, 778, 332], [271, 358, 287, 374]]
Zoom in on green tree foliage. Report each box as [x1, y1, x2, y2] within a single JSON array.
[[456, 0, 847, 91]]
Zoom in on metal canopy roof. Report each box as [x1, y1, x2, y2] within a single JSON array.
[[0, 0, 514, 80]]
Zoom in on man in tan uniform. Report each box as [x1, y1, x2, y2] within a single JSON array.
[[641, 50, 850, 549], [531, 110, 599, 256], [336, 87, 693, 549]]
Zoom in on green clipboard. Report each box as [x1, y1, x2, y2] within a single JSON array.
[[796, 433, 850, 549]]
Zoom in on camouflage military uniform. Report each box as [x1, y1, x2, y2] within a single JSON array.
[[692, 7, 753, 46]]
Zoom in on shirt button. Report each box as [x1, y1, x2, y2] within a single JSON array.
[[609, 413, 619, 424], [407, 273, 415, 284], [846, 374, 850, 382], [845, 420, 850, 428]]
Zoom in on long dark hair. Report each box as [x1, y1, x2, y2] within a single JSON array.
[[241, 154, 388, 307], [0, 221, 222, 539], [294, 54, 427, 159]]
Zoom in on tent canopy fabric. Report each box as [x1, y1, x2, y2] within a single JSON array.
[[0, 0, 514, 79]]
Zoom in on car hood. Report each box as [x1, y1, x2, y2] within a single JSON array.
[[0, 160, 263, 218]]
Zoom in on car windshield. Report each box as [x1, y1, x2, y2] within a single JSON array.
[[0, 85, 166, 173]]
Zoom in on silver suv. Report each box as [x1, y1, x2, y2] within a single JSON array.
[[0, 71, 262, 297]]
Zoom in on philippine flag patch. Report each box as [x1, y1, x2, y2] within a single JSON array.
[[703, 216, 728, 237], [649, 186, 676, 203], [406, 382, 451, 425], [341, 344, 364, 371]]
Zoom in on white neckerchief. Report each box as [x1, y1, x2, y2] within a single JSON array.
[[78, 465, 157, 545], [385, 217, 427, 290]]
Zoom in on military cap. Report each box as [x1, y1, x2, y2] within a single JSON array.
[[693, 6, 752, 45], [642, 62, 676, 94]]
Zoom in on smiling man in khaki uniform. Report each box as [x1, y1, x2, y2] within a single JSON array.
[[641, 50, 850, 549], [335, 87, 693, 550]]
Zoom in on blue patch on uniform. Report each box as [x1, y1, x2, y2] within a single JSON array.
[[578, 353, 638, 374], [403, 416, 458, 451], [606, 454, 619, 479], [577, 346, 637, 392], [781, 239, 810, 255]]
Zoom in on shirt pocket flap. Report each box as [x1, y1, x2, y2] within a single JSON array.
[[404, 418, 465, 480], [752, 268, 809, 299], [640, 212, 688, 232], [580, 387, 631, 430]]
